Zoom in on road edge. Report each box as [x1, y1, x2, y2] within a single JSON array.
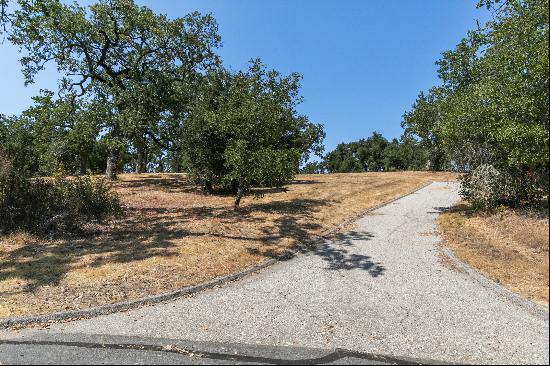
[[439, 247, 549, 321]]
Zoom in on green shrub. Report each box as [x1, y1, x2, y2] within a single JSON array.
[[51, 173, 122, 222], [1, 151, 122, 235]]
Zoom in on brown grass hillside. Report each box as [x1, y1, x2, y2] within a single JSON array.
[[438, 204, 549, 307]]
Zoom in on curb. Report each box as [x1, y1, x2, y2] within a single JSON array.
[[0, 257, 281, 329], [0, 180, 436, 329], [439, 247, 549, 321]]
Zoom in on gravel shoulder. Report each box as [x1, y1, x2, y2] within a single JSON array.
[[2, 182, 548, 364]]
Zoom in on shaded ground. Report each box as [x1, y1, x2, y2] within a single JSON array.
[[0, 171, 455, 319], [437, 203, 549, 306]]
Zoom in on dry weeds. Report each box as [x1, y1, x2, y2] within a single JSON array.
[[438, 203, 549, 307], [0, 171, 455, 319]]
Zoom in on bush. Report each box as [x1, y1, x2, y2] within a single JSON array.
[[459, 164, 504, 210], [51, 173, 122, 222], [460, 163, 549, 211], [1, 152, 122, 235]]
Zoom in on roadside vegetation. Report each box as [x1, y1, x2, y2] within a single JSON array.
[[402, 0, 548, 208], [0, 150, 121, 236]]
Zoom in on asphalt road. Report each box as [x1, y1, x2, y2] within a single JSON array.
[[0, 333, 433, 365], [1, 182, 548, 364]]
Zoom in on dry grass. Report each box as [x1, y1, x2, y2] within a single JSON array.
[[0, 171, 456, 319], [438, 204, 549, 307]]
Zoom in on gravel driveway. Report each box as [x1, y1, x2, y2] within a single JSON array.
[[2, 182, 548, 364]]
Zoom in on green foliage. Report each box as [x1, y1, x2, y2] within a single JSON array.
[[183, 61, 325, 205], [1, 92, 109, 176], [323, 132, 431, 173], [300, 161, 325, 174], [402, 0, 549, 206], [460, 163, 547, 210], [382, 138, 425, 172], [0, 0, 8, 34], [380, 141, 402, 172], [325, 143, 363, 173], [52, 172, 122, 221], [325, 132, 390, 173], [0, 114, 42, 175], [7, 0, 221, 178], [0, 150, 121, 235], [401, 91, 449, 170]]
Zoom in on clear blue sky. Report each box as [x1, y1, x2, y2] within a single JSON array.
[[0, 0, 490, 154]]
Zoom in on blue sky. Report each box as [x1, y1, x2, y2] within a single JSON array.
[[0, 0, 490, 154]]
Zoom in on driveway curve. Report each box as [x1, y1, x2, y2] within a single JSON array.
[[3, 182, 549, 364]]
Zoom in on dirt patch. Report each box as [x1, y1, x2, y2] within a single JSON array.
[[437, 203, 549, 307], [0, 171, 456, 319]]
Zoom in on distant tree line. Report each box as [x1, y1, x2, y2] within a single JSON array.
[[302, 131, 430, 174]]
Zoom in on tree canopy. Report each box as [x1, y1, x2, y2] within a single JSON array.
[[7, 0, 221, 178], [1, 0, 325, 208], [184, 60, 325, 206], [322, 131, 429, 173], [402, 0, 549, 203]]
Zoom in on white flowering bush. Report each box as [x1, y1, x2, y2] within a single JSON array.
[[459, 164, 504, 210]]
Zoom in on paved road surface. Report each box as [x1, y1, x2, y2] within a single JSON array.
[[1, 182, 548, 364]]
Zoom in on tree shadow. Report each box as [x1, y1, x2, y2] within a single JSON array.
[[116, 174, 202, 194], [314, 231, 385, 276], [244, 201, 386, 277], [248, 198, 329, 243], [289, 179, 321, 185], [428, 206, 453, 214], [0, 176, 386, 296], [1, 197, 317, 294], [0, 212, 184, 293], [250, 187, 288, 195]]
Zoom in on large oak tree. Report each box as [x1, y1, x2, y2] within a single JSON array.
[[8, 0, 221, 179]]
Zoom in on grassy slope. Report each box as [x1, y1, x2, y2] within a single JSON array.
[[0, 172, 456, 319], [438, 204, 549, 307]]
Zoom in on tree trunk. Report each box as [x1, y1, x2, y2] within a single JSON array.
[[79, 154, 89, 176], [173, 162, 181, 173], [519, 165, 529, 202], [135, 149, 147, 173], [204, 179, 213, 194], [135, 137, 147, 173], [106, 150, 119, 180], [234, 182, 243, 209]]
